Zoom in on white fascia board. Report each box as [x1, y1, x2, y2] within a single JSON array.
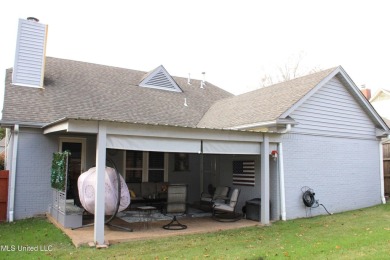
[[106, 121, 265, 142], [67, 119, 98, 133], [43, 118, 282, 143], [43, 121, 69, 134]]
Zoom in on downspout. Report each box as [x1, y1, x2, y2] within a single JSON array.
[[280, 124, 291, 134], [200, 140, 204, 194], [278, 123, 291, 220], [8, 124, 19, 222], [278, 143, 287, 220], [379, 141, 386, 204]]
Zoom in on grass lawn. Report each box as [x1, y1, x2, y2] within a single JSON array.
[[0, 203, 389, 259]]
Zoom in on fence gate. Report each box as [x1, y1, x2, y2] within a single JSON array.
[[0, 170, 9, 222], [384, 143, 390, 198]]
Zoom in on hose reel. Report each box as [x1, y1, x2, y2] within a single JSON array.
[[301, 186, 332, 215]]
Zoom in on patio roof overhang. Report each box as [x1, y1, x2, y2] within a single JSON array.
[[42, 117, 282, 154]]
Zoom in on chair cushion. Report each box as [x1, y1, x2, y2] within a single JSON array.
[[214, 203, 233, 212], [201, 197, 213, 202], [213, 186, 229, 200]]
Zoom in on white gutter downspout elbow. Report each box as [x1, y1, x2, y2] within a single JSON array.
[[280, 124, 292, 134], [379, 141, 386, 204], [9, 124, 19, 222]]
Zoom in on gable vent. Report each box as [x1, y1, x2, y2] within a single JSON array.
[[139, 65, 182, 92], [12, 18, 48, 88]]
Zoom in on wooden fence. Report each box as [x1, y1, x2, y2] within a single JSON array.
[[384, 143, 390, 197], [0, 170, 9, 222]]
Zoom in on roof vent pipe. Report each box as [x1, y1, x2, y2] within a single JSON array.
[[188, 73, 191, 85], [27, 17, 39, 22], [201, 72, 206, 88]]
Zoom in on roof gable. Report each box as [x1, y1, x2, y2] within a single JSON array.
[[282, 66, 389, 132], [139, 65, 182, 92], [370, 88, 390, 103], [198, 66, 389, 133], [198, 67, 336, 129]]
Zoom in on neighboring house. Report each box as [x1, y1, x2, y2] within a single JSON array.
[[370, 88, 390, 127], [0, 138, 5, 155], [369, 88, 390, 197], [2, 18, 389, 244]]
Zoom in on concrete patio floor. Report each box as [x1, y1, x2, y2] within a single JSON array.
[[47, 214, 262, 247]]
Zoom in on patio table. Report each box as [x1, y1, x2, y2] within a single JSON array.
[[136, 206, 157, 229]]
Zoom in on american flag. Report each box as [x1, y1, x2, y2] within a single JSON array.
[[232, 161, 255, 186]]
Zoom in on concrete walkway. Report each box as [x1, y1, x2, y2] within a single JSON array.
[[47, 214, 261, 247]]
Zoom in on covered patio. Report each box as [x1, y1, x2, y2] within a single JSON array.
[[44, 118, 288, 245], [47, 213, 262, 247]]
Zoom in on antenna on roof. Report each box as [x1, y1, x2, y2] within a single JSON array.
[[188, 73, 191, 85], [201, 72, 206, 89], [184, 98, 188, 107]]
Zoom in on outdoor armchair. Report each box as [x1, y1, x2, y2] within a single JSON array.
[[200, 185, 230, 204], [212, 188, 241, 222], [162, 184, 188, 230]]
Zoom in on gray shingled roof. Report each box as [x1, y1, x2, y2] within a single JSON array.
[[197, 68, 337, 129], [2, 57, 233, 127]]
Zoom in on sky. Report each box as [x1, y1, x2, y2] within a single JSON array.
[[1, 0, 390, 112]]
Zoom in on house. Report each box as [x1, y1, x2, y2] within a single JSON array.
[[2, 18, 389, 245], [369, 88, 390, 127], [367, 88, 390, 197]]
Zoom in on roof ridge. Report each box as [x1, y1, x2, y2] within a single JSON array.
[[238, 66, 338, 96]]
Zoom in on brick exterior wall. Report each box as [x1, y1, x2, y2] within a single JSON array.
[[14, 129, 57, 219], [281, 133, 381, 220]]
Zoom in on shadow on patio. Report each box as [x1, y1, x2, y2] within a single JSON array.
[[47, 213, 261, 247]]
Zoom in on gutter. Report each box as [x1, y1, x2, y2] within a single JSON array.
[[379, 140, 386, 204], [0, 120, 45, 128], [8, 124, 19, 222], [279, 124, 292, 134], [230, 118, 296, 132]]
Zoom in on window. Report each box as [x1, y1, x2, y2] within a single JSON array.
[[125, 151, 166, 183], [125, 150, 143, 183], [148, 152, 165, 182]]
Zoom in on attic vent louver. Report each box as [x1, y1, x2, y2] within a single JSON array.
[[12, 18, 48, 88], [139, 65, 182, 92]]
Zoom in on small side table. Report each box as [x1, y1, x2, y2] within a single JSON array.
[[136, 206, 156, 229]]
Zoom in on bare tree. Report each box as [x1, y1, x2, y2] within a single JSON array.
[[259, 52, 321, 88]]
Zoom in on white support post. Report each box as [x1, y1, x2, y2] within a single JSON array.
[[94, 122, 107, 245], [278, 143, 287, 220], [260, 135, 270, 225]]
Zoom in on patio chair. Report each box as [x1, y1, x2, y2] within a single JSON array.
[[212, 188, 241, 222], [200, 185, 230, 204], [162, 184, 188, 230]]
